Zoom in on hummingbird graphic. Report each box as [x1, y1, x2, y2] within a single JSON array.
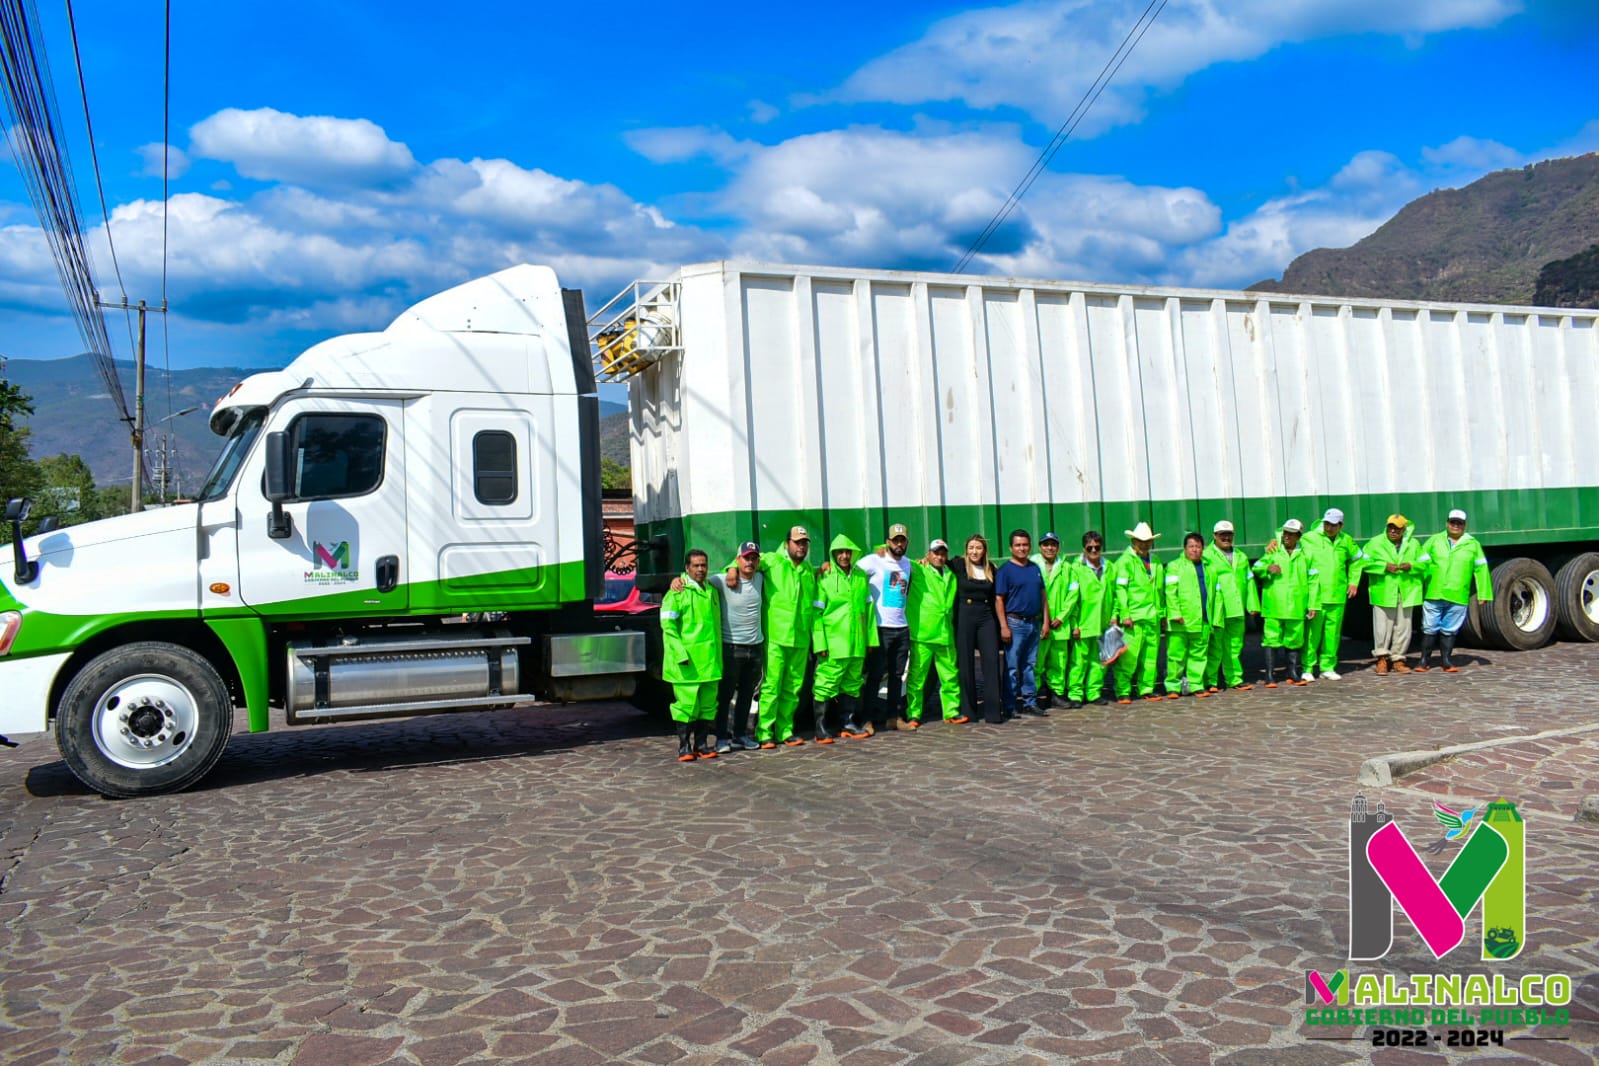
[[1425, 801, 1479, 854]]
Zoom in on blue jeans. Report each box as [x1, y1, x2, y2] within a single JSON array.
[[1422, 599, 1468, 636], [1004, 615, 1041, 710]]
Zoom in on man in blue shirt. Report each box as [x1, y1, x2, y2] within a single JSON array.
[[995, 529, 1051, 718]]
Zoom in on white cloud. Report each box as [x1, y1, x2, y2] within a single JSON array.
[[837, 0, 1521, 127], [1421, 136, 1521, 171], [747, 100, 780, 124], [624, 127, 751, 166], [135, 142, 190, 179], [190, 107, 418, 186]]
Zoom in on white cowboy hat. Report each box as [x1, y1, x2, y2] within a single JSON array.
[[1124, 521, 1160, 541]]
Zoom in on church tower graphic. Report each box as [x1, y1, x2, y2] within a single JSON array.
[[1349, 793, 1393, 960]]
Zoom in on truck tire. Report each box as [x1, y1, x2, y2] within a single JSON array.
[[1458, 596, 1488, 649], [1554, 552, 1599, 642], [1477, 558, 1557, 652], [55, 642, 234, 798]]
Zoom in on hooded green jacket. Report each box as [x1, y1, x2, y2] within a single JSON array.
[[907, 559, 957, 645], [1201, 541, 1258, 621], [1111, 547, 1163, 623], [1301, 528, 1365, 605], [1163, 555, 1225, 632], [660, 576, 723, 684], [812, 534, 877, 657], [1062, 554, 1115, 638], [1253, 536, 1319, 620], [1418, 531, 1494, 605], [749, 546, 822, 648], [1361, 531, 1425, 609]]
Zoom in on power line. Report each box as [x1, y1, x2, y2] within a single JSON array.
[[161, 0, 172, 425], [953, 0, 1170, 274]]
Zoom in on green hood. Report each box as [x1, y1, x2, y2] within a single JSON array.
[[829, 534, 862, 557]]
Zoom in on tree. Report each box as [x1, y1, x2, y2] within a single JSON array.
[[0, 375, 42, 543], [600, 457, 631, 491], [37, 453, 102, 524]]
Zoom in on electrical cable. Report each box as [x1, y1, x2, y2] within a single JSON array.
[[953, 0, 1170, 274]]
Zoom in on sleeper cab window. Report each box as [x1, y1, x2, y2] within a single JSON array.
[[473, 429, 518, 505], [285, 413, 387, 500]]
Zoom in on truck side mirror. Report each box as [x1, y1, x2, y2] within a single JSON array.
[[5, 498, 37, 584], [263, 431, 294, 540]]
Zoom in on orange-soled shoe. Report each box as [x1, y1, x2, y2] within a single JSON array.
[[783, 736, 805, 746], [1443, 666, 1460, 673], [759, 741, 778, 750], [697, 750, 719, 759], [1117, 698, 1132, 705], [1196, 691, 1211, 698], [904, 719, 921, 729], [947, 716, 970, 725], [1207, 686, 1220, 693], [815, 736, 835, 744], [1143, 694, 1163, 702], [1264, 680, 1278, 689], [677, 752, 697, 762], [1233, 683, 1253, 691], [1166, 692, 1181, 700]]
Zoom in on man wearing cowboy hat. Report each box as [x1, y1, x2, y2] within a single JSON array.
[[1112, 521, 1165, 702], [1253, 519, 1319, 687]]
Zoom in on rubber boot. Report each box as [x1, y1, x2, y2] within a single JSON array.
[[841, 695, 869, 739], [694, 721, 718, 759], [813, 699, 836, 744], [1440, 634, 1459, 672], [1287, 650, 1307, 685], [1263, 647, 1278, 688], [675, 723, 695, 763], [1417, 633, 1438, 672]]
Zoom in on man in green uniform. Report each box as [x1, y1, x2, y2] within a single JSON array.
[[1361, 513, 1424, 674], [812, 534, 877, 742], [735, 526, 820, 748], [1253, 519, 1319, 688], [1034, 532, 1073, 708], [1164, 532, 1222, 698], [1112, 521, 1164, 703], [1202, 520, 1257, 692], [1416, 509, 1494, 672], [1062, 531, 1114, 708], [905, 538, 961, 727], [1299, 508, 1364, 681], [659, 550, 723, 762]]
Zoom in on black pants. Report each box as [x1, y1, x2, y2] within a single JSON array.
[[716, 640, 764, 738], [863, 625, 910, 726], [956, 604, 1003, 723]]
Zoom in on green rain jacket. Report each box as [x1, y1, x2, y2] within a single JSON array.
[[1418, 531, 1494, 605], [750, 546, 822, 649], [1201, 541, 1259, 622], [1300, 528, 1365, 605], [812, 535, 877, 658], [1163, 556, 1224, 632], [660, 575, 723, 685], [1063, 555, 1115, 638], [1036, 554, 1074, 641], [1111, 547, 1163, 623], [1361, 532, 1425, 609], [1253, 537, 1320, 620], [907, 560, 957, 645]]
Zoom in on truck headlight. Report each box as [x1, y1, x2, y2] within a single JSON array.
[[0, 611, 20, 655]]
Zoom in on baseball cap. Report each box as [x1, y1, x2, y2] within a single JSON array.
[[1448, 509, 1467, 522], [929, 539, 949, 552], [1386, 514, 1408, 528], [887, 523, 910, 540], [788, 525, 810, 541], [738, 541, 760, 557], [1322, 508, 1344, 524], [1040, 531, 1061, 544], [1213, 520, 1234, 534], [1282, 518, 1304, 533]]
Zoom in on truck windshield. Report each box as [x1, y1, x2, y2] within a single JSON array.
[[196, 410, 265, 502]]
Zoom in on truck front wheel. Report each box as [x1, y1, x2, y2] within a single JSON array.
[[56, 642, 234, 798]]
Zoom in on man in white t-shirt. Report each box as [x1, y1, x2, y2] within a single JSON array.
[[856, 522, 913, 734]]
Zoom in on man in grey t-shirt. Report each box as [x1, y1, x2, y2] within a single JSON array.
[[708, 542, 766, 751]]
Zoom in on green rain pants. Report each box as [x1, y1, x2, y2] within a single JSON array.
[[1165, 628, 1212, 695], [670, 682, 719, 725], [906, 641, 961, 722], [758, 643, 809, 743], [812, 654, 865, 701], [1263, 619, 1305, 648], [1039, 634, 1069, 697], [1114, 620, 1161, 698], [1305, 601, 1346, 673], [1067, 636, 1107, 703], [1205, 617, 1247, 688]]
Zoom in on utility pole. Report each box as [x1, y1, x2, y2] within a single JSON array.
[[96, 297, 167, 513]]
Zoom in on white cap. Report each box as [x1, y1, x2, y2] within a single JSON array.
[[929, 538, 949, 552], [1212, 520, 1234, 534], [1448, 509, 1467, 522], [1282, 518, 1304, 533], [1322, 508, 1344, 524]]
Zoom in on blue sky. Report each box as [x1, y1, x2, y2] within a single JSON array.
[[2, 0, 1597, 374]]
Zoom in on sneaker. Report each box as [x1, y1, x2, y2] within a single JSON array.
[[1321, 670, 1342, 681], [715, 738, 734, 755], [737, 736, 760, 750], [1301, 671, 1316, 682]]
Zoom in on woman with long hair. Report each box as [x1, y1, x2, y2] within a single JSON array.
[[949, 533, 1004, 725]]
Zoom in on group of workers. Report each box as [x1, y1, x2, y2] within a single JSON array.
[[656, 508, 1493, 762]]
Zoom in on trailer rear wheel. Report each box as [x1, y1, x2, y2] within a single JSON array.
[[1477, 558, 1557, 651], [1554, 552, 1599, 642], [55, 642, 234, 798]]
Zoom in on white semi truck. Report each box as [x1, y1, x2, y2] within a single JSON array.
[[2, 261, 1597, 797]]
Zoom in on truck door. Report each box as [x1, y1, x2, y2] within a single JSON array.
[[233, 397, 409, 618]]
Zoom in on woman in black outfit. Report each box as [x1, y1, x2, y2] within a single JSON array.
[[950, 534, 1004, 724]]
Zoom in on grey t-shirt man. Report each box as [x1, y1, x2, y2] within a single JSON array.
[[708, 570, 764, 645]]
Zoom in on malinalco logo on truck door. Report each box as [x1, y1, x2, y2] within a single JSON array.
[[306, 540, 359, 584]]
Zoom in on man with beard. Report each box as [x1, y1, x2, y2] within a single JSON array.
[[857, 522, 913, 734]]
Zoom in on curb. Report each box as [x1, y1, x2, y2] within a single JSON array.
[[1356, 720, 1599, 787]]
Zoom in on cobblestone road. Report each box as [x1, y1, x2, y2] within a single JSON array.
[[2, 640, 1596, 1065]]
